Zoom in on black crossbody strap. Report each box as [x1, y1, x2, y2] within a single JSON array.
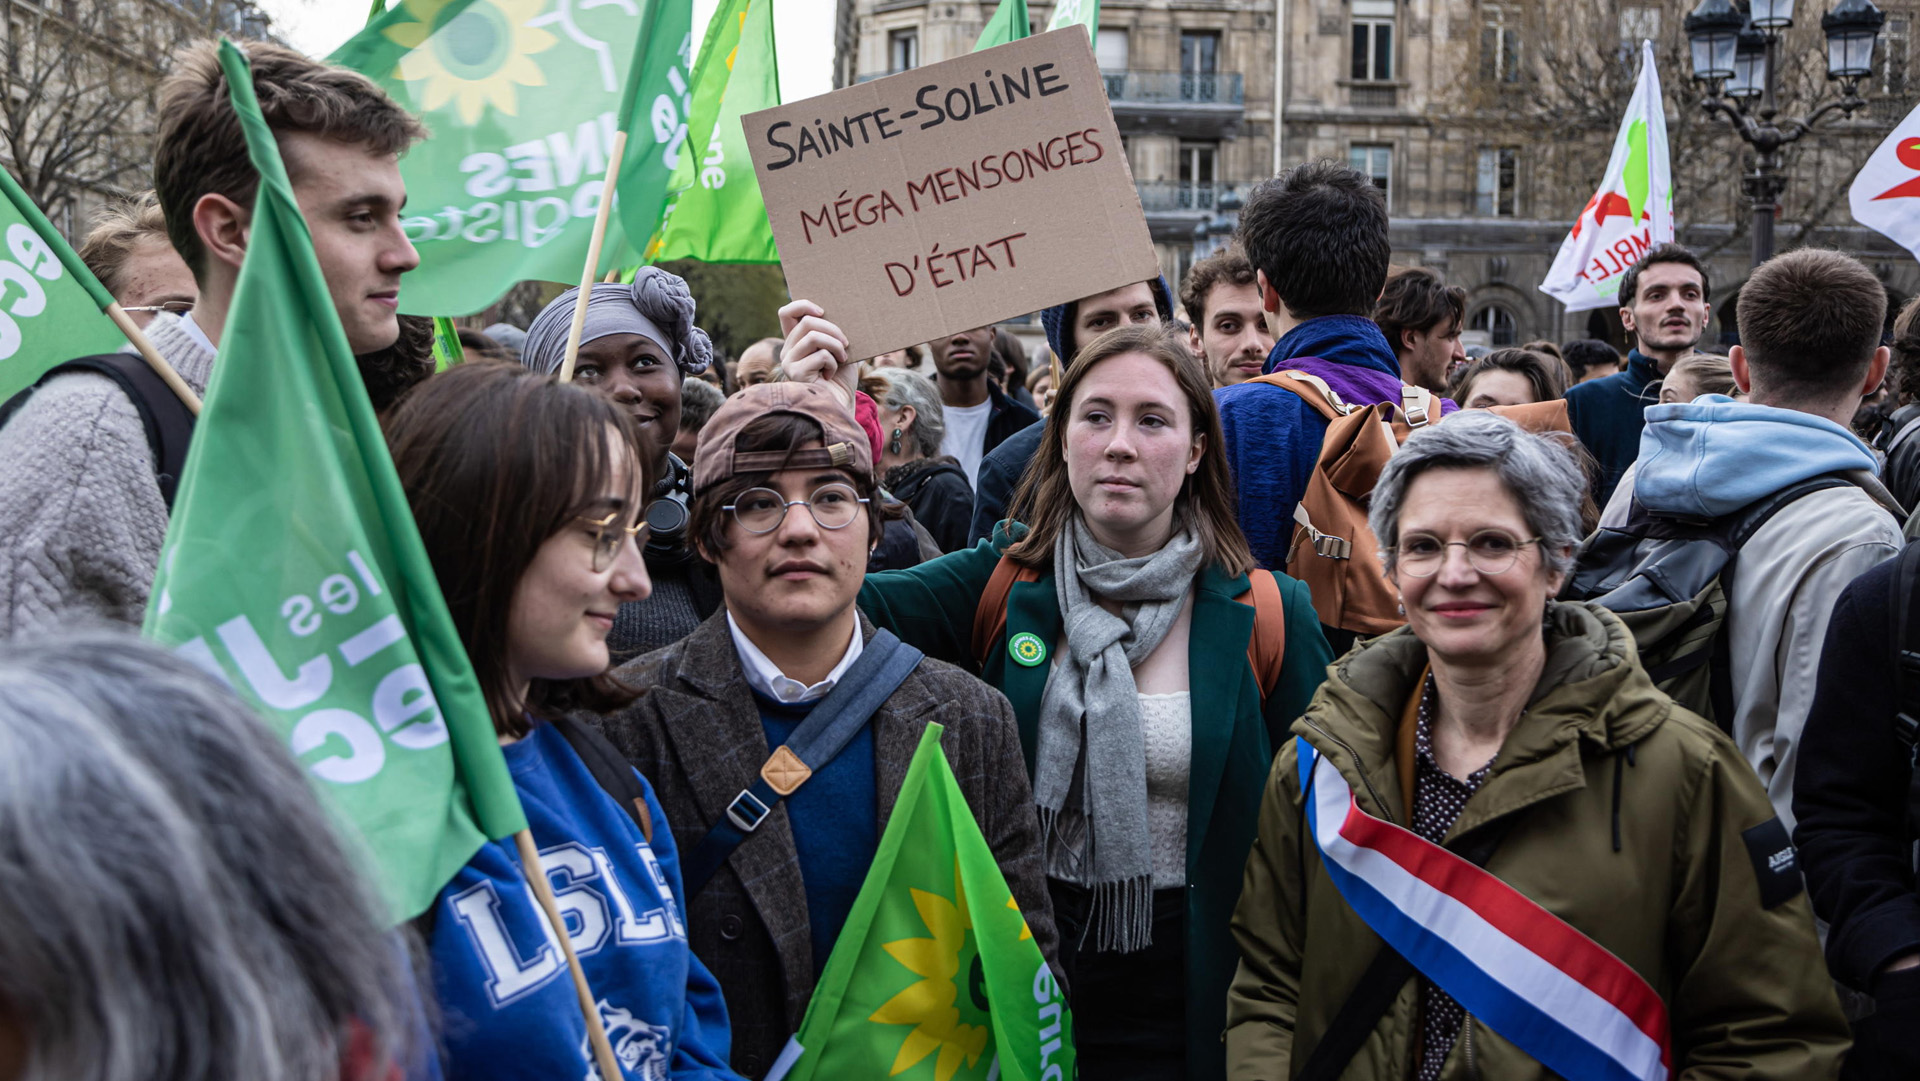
[[552, 717, 653, 841], [1295, 816, 1516, 1081], [682, 629, 923, 897], [1891, 544, 1920, 751]]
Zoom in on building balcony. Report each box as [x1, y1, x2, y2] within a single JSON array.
[[1102, 70, 1244, 139], [1136, 182, 1242, 244]]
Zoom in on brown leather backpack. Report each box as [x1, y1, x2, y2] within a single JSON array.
[[1249, 370, 1573, 636]]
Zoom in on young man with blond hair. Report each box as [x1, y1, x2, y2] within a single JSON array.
[[0, 40, 424, 637]]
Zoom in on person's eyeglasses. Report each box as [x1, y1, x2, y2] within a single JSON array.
[[1392, 530, 1542, 577], [724, 483, 869, 535], [576, 510, 647, 572], [120, 300, 194, 316]]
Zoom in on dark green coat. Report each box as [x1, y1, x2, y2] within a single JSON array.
[[860, 533, 1333, 1081]]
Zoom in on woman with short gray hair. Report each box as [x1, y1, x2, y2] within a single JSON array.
[[869, 365, 973, 552], [0, 632, 420, 1081], [1227, 410, 1848, 1081]]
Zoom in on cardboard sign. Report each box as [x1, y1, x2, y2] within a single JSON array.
[[744, 28, 1160, 360]]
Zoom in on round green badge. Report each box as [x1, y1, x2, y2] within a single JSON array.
[[1008, 632, 1047, 667]]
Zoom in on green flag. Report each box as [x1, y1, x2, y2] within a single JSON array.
[[772, 725, 1075, 1081], [641, 0, 778, 263], [973, 0, 1030, 51], [1045, 0, 1097, 35], [330, 0, 694, 316], [145, 40, 526, 923], [0, 168, 133, 400], [431, 315, 465, 370]]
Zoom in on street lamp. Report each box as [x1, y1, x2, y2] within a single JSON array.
[[1686, 0, 1886, 267]]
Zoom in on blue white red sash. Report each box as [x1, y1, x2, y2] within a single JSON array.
[[1297, 737, 1672, 1081]]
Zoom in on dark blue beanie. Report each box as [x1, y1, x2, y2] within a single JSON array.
[[1040, 275, 1176, 367]]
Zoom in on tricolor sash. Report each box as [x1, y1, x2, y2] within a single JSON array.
[[1297, 737, 1672, 1081]]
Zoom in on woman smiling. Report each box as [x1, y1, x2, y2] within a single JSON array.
[[1226, 411, 1847, 1081]]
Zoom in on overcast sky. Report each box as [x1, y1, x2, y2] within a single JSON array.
[[260, 0, 836, 103]]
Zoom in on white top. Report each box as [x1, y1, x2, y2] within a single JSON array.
[[725, 612, 864, 704], [1140, 691, 1192, 889], [178, 311, 218, 356], [941, 398, 994, 488]]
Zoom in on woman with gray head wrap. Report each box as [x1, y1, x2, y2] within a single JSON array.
[[524, 267, 725, 657]]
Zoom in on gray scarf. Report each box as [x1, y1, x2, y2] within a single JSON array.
[[1034, 515, 1203, 953]]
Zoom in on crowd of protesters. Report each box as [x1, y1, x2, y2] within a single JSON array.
[[3, 34, 1920, 1081]]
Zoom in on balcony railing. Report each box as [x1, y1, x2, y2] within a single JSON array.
[[1137, 181, 1237, 214], [1102, 71, 1244, 106]]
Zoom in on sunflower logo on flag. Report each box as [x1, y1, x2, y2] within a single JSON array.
[[869, 861, 993, 1081], [383, 0, 557, 124]]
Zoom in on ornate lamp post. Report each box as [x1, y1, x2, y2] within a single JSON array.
[[1686, 0, 1886, 267]]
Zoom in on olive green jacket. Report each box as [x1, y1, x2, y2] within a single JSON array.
[[860, 532, 1334, 1081], [1226, 601, 1849, 1081]]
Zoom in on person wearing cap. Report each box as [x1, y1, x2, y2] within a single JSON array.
[[596, 381, 1060, 1080], [522, 269, 724, 657]]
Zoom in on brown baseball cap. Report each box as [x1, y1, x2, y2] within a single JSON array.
[[692, 382, 873, 493]]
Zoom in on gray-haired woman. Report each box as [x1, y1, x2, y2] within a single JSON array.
[[522, 268, 720, 656], [1226, 411, 1848, 1081], [870, 365, 973, 552], [0, 632, 422, 1081]]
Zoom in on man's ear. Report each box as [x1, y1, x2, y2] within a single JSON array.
[[1865, 344, 1892, 398], [1255, 270, 1281, 314], [1618, 304, 1636, 336], [193, 192, 250, 273], [1729, 345, 1753, 394], [1400, 327, 1420, 355]]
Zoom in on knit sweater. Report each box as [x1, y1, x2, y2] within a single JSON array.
[[0, 315, 215, 639]]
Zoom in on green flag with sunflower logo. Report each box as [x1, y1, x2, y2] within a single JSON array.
[[767, 724, 1074, 1081], [331, 0, 694, 316]]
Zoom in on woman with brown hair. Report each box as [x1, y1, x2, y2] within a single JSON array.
[[1448, 347, 1569, 409], [849, 324, 1333, 1081], [383, 361, 745, 1081]]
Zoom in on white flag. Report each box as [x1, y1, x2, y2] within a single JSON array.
[[1540, 41, 1675, 313], [1849, 101, 1920, 260]]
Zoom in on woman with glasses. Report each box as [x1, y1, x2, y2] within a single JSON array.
[[596, 381, 1059, 1080], [383, 361, 746, 1081], [841, 324, 1336, 1081], [1227, 411, 1848, 1081]]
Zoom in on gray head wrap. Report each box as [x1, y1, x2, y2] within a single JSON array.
[[520, 267, 714, 376]]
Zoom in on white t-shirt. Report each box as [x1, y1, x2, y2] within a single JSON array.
[[941, 399, 994, 487]]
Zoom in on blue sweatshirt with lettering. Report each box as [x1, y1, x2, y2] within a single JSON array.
[[428, 722, 743, 1081]]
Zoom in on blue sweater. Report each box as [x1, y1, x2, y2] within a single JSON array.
[[1565, 349, 1660, 506], [755, 690, 878, 976], [429, 723, 742, 1081]]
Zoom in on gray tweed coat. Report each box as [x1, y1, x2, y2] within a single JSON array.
[[599, 610, 1060, 1080]]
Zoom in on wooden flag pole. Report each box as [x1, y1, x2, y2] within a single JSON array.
[[558, 129, 630, 383], [515, 829, 626, 1080], [106, 303, 203, 415]]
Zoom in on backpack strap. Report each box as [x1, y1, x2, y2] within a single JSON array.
[[972, 554, 1041, 668], [1399, 385, 1434, 428], [1247, 369, 1355, 422], [550, 716, 653, 843], [682, 630, 924, 898], [0, 354, 196, 510], [1234, 568, 1288, 697]]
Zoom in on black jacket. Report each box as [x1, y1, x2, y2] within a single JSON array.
[[982, 377, 1041, 455], [885, 456, 972, 553], [1793, 552, 1920, 991], [968, 418, 1044, 545]]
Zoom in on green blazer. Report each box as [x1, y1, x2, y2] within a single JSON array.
[[859, 532, 1333, 1081]]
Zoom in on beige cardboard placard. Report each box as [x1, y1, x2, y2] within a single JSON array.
[[744, 28, 1159, 360]]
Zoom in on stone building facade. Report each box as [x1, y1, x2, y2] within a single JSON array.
[[841, 0, 1920, 350]]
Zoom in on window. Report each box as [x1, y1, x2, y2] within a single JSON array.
[[1481, 7, 1521, 84], [1351, 0, 1395, 81], [1471, 305, 1518, 347], [1882, 14, 1910, 95], [1181, 31, 1219, 75], [1475, 147, 1518, 216], [1349, 144, 1392, 209], [1096, 27, 1130, 72], [1179, 142, 1218, 209], [888, 29, 918, 73]]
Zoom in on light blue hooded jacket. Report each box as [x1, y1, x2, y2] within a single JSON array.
[[1631, 395, 1881, 518]]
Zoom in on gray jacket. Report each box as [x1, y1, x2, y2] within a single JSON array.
[[598, 611, 1060, 1079], [0, 315, 214, 639]]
